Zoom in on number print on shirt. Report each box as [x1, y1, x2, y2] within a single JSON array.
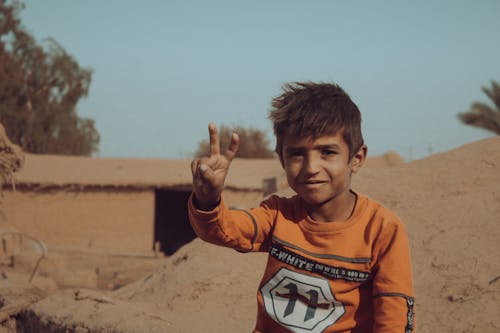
[[261, 268, 345, 332]]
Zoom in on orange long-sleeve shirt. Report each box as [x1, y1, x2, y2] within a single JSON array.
[[188, 191, 415, 333]]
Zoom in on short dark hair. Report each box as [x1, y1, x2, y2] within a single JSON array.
[[269, 81, 364, 160]]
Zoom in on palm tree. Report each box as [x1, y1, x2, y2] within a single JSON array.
[[457, 80, 500, 135]]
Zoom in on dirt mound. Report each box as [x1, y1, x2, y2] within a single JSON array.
[[364, 150, 405, 168], [17, 289, 172, 333], [116, 239, 268, 332], [115, 137, 500, 333]]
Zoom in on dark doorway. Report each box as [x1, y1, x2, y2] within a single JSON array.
[[154, 189, 196, 255]]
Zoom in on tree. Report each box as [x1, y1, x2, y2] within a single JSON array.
[[0, 1, 99, 155], [457, 80, 500, 135], [195, 124, 275, 158]]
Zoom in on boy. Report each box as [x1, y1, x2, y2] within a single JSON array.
[[189, 82, 415, 332]]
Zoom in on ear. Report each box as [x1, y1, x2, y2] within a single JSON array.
[[351, 145, 367, 174]]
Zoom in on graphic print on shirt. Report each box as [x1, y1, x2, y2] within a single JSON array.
[[269, 243, 371, 283], [261, 268, 345, 333]]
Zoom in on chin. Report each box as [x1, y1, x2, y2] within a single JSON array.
[[300, 194, 331, 207]]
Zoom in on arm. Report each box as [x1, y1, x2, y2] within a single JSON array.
[[372, 221, 416, 333], [188, 123, 274, 252], [188, 195, 275, 252]]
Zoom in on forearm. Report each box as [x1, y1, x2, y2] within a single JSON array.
[[373, 293, 415, 333], [188, 193, 261, 252]]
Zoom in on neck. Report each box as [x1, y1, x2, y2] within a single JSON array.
[[305, 190, 356, 223]]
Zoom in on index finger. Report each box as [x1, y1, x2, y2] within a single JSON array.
[[208, 123, 220, 156]]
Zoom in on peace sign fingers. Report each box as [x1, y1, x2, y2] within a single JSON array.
[[191, 123, 240, 210], [207, 123, 239, 161], [208, 123, 221, 156]]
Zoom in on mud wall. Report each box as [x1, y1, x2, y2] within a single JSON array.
[[2, 188, 155, 254], [1, 186, 265, 256]]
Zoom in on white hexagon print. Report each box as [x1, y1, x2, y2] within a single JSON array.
[[261, 268, 345, 332]]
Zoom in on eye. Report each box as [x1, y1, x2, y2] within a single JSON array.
[[322, 149, 337, 157], [285, 149, 304, 159]]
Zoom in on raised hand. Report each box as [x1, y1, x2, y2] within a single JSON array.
[[191, 123, 239, 210]]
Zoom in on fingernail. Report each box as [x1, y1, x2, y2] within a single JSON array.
[[200, 164, 208, 172]]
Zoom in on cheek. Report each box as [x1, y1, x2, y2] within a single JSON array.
[[284, 163, 300, 181], [284, 167, 297, 181], [327, 163, 352, 179]]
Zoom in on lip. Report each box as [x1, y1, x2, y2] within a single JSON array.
[[299, 180, 327, 185]]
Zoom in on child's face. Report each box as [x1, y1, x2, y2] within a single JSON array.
[[281, 132, 364, 209]]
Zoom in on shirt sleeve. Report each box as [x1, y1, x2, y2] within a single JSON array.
[[371, 219, 416, 333], [188, 193, 277, 253]]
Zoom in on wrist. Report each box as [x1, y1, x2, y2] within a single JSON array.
[[193, 194, 221, 211]]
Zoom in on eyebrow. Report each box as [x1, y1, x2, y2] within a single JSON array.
[[284, 143, 342, 153], [314, 144, 341, 150]]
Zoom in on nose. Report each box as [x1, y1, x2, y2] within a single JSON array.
[[303, 154, 320, 175]]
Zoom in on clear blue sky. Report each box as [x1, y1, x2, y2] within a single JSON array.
[[19, 0, 499, 160]]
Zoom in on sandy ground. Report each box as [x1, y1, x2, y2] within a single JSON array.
[[1, 137, 499, 332]]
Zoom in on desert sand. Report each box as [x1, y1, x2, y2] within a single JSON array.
[[1, 136, 499, 332]]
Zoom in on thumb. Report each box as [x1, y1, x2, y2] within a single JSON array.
[[199, 163, 215, 181]]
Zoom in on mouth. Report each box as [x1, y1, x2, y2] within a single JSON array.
[[299, 180, 327, 186]]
